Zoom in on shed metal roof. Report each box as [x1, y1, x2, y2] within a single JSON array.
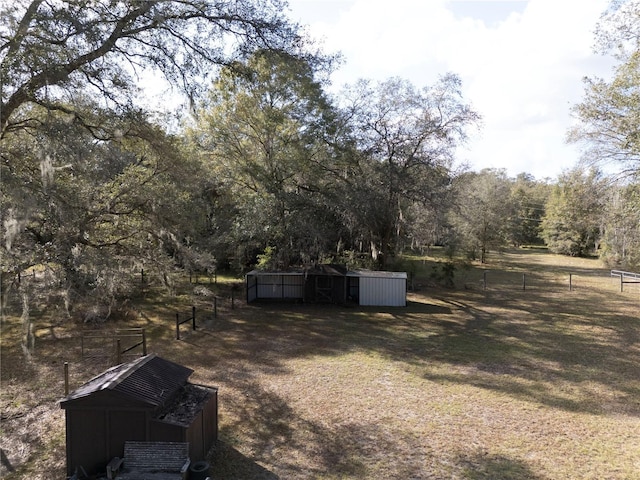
[[60, 354, 193, 408], [246, 269, 304, 276], [347, 270, 407, 279], [247, 265, 404, 278]]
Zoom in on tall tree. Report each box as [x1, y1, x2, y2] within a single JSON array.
[[507, 173, 550, 246], [192, 49, 341, 268], [340, 75, 480, 266], [599, 181, 640, 270], [540, 167, 606, 257], [568, 0, 640, 177], [1, 0, 306, 322], [450, 169, 514, 263]]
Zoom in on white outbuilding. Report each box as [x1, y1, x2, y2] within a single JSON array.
[[346, 270, 407, 307]]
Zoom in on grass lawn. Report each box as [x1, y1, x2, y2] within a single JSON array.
[[1, 249, 639, 479]]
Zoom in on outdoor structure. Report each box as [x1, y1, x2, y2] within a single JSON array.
[[346, 270, 408, 307], [304, 264, 349, 304], [246, 269, 306, 303], [60, 354, 218, 477], [246, 265, 407, 307]]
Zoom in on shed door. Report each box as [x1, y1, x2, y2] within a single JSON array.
[[256, 274, 304, 299], [315, 276, 333, 303]]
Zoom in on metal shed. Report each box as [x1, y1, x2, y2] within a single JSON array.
[[60, 354, 218, 477], [246, 266, 406, 307], [347, 270, 407, 307], [246, 269, 305, 303], [303, 264, 348, 304]]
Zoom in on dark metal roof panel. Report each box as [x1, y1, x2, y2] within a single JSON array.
[[246, 264, 349, 277], [61, 354, 193, 408], [305, 264, 348, 276]]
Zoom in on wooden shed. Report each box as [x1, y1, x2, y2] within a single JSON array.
[[60, 354, 217, 477]]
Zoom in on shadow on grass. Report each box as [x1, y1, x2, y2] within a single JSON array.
[[5, 250, 637, 478], [208, 441, 280, 480], [175, 281, 640, 418], [18, 271, 639, 420], [209, 377, 433, 479], [459, 452, 546, 480], [207, 370, 553, 479], [420, 291, 640, 416]]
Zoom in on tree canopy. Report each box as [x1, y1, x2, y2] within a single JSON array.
[[191, 49, 341, 268], [2, 0, 640, 332], [541, 168, 606, 257], [568, 0, 640, 177], [0, 0, 308, 322], [338, 75, 480, 265], [1, 0, 302, 137]]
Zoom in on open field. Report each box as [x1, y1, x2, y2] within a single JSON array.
[[1, 249, 639, 479]]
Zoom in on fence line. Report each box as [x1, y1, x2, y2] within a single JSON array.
[[611, 270, 640, 292], [81, 328, 147, 365], [176, 306, 196, 340], [457, 269, 639, 296]]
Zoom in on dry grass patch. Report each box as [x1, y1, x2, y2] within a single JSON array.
[[1, 250, 639, 479]]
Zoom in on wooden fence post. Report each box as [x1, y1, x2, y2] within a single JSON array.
[[192, 306, 196, 331], [522, 273, 526, 291], [116, 339, 122, 365], [142, 329, 147, 356], [483, 270, 487, 290], [176, 313, 180, 340]]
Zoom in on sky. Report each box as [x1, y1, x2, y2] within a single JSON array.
[[285, 0, 616, 181]]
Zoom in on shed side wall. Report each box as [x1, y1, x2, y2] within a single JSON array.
[[66, 410, 107, 476], [359, 277, 406, 306]]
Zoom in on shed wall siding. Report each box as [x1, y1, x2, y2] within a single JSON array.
[[107, 410, 147, 458], [359, 277, 406, 307], [66, 410, 107, 476]]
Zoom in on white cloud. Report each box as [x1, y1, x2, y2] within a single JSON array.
[[288, 0, 615, 180]]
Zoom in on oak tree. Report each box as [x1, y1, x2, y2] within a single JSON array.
[[192, 49, 340, 268], [339, 75, 480, 265], [568, 0, 640, 177]]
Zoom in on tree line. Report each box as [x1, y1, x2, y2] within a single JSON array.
[[1, 0, 639, 323]]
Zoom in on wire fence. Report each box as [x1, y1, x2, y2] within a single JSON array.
[[80, 328, 147, 366], [453, 268, 640, 298]]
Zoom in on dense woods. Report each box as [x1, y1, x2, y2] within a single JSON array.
[[1, 0, 639, 325]]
